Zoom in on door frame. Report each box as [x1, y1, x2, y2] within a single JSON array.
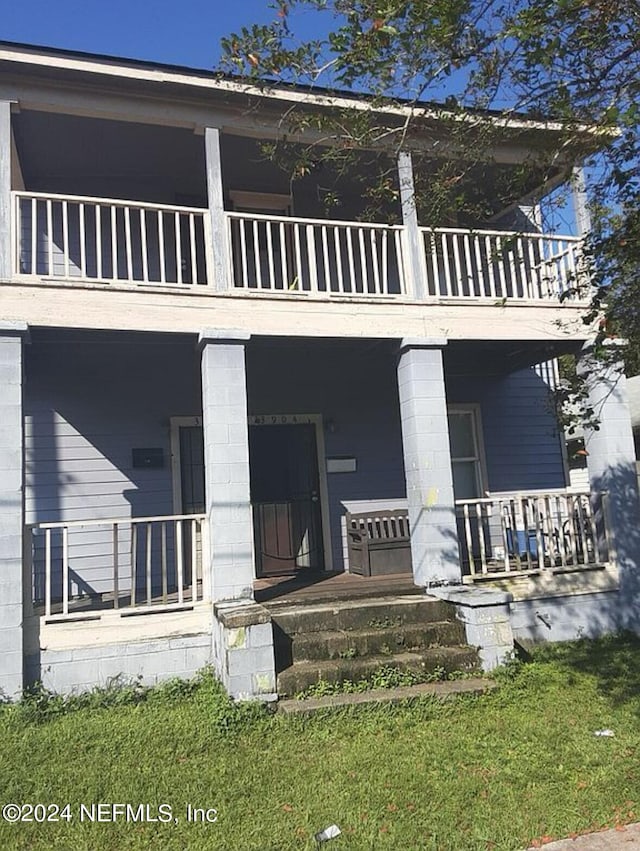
[[169, 413, 333, 572]]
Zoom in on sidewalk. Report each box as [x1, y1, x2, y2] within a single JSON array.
[[527, 824, 640, 850]]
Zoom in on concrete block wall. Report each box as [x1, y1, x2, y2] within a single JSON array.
[[28, 633, 212, 695], [397, 339, 460, 585], [509, 591, 621, 644], [212, 601, 277, 701], [200, 331, 255, 602], [0, 323, 28, 699]]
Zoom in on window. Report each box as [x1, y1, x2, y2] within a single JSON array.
[[447, 406, 486, 500]]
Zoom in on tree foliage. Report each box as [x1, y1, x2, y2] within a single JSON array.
[[219, 0, 640, 370]]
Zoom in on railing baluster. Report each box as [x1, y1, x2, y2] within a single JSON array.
[[124, 206, 134, 281], [131, 522, 137, 607], [175, 211, 183, 285], [112, 523, 119, 610], [369, 228, 381, 294], [292, 222, 303, 291], [265, 219, 276, 288], [62, 200, 70, 278], [79, 202, 86, 279], [145, 521, 152, 604], [176, 519, 184, 604], [96, 205, 103, 280], [476, 503, 487, 574], [279, 220, 288, 289], [238, 216, 248, 287], [46, 199, 54, 276], [191, 517, 198, 602], [357, 226, 367, 293], [253, 218, 262, 288], [62, 526, 69, 616], [334, 226, 345, 294], [140, 207, 149, 283], [110, 204, 118, 281], [158, 210, 166, 284], [463, 503, 475, 576], [189, 213, 198, 285], [30, 198, 37, 275], [45, 528, 52, 618], [161, 521, 168, 602]]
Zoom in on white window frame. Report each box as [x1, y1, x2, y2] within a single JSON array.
[[447, 404, 488, 499]]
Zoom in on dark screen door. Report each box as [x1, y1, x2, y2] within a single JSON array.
[[249, 423, 324, 576]]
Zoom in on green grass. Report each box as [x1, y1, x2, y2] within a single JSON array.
[[2, 635, 640, 850]]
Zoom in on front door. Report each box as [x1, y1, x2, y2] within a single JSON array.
[[249, 422, 324, 576]]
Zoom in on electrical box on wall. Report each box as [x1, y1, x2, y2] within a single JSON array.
[[326, 456, 357, 474], [132, 448, 164, 469]]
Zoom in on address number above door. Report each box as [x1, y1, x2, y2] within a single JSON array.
[[249, 414, 317, 426]]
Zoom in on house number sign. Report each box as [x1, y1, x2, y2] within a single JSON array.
[[249, 414, 315, 426]]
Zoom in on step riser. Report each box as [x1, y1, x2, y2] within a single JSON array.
[[277, 647, 479, 696], [283, 621, 466, 663], [272, 598, 455, 635]]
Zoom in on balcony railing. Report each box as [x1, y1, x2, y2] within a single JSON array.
[[456, 490, 611, 580], [12, 191, 587, 303], [14, 192, 211, 286], [227, 211, 406, 296], [421, 227, 583, 301], [27, 513, 208, 621]]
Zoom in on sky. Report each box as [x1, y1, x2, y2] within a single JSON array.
[[1, 0, 294, 70]]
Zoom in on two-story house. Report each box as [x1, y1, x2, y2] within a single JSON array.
[[0, 41, 638, 701]]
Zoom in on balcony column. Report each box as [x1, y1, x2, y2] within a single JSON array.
[[397, 151, 427, 300], [578, 342, 640, 629], [0, 101, 11, 281], [204, 127, 231, 291], [199, 329, 255, 601], [397, 337, 461, 586], [0, 322, 28, 699]]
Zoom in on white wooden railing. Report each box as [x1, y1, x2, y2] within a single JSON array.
[[456, 490, 611, 579], [27, 513, 208, 620], [421, 228, 585, 301], [12, 190, 587, 303], [227, 211, 407, 296], [14, 192, 211, 286]]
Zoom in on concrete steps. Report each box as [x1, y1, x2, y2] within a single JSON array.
[[267, 593, 480, 697]]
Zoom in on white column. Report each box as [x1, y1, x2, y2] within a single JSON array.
[[199, 329, 254, 601], [0, 322, 28, 698], [204, 127, 231, 291], [571, 165, 591, 237], [578, 342, 640, 629], [397, 337, 461, 586], [397, 151, 427, 300]]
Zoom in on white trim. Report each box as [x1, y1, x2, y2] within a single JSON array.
[[249, 412, 333, 572]]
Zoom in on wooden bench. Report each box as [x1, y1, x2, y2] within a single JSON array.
[[346, 509, 412, 576]]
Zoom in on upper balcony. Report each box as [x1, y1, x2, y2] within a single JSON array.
[[2, 90, 592, 342], [12, 190, 585, 304]]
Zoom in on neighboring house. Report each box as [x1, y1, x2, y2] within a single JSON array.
[[0, 42, 638, 701]]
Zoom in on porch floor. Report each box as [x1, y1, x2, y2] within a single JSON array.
[[254, 570, 421, 605]]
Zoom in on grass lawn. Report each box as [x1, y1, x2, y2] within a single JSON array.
[[2, 635, 640, 850]]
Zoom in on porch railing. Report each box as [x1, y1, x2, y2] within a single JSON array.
[[456, 490, 611, 579], [421, 228, 584, 301], [12, 190, 587, 303], [14, 191, 211, 286], [27, 513, 208, 620], [227, 211, 407, 296]]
